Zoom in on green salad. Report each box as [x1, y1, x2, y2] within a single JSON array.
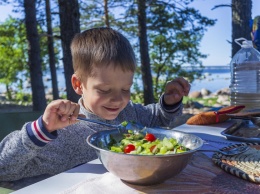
[[109, 130, 190, 155]]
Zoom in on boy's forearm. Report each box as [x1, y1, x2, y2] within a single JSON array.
[[0, 126, 43, 181], [160, 94, 183, 113], [26, 116, 57, 147]]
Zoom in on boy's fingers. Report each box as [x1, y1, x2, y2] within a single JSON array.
[[166, 81, 184, 95], [170, 77, 190, 95], [52, 100, 79, 121], [70, 105, 80, 121], [176, 77, 190, 90]]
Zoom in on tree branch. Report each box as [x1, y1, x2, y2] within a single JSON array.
[[211, 4, 231, 10]]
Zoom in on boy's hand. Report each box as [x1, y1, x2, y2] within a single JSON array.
[[164, 77, 190, 105], [42, 99, 80, 133]]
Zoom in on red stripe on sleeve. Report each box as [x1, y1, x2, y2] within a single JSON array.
[[33, 121, 49, 142]]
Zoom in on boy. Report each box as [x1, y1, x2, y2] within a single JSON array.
[[0, 27, 190, 181]]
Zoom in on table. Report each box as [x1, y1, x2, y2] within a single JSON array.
[[3, 121, 260, 193]]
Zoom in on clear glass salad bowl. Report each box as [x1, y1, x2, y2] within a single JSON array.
[[86, 127, 203, 185]]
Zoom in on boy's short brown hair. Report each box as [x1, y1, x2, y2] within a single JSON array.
[[70, 27, 136, 79]]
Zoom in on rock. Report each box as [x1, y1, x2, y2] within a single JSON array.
[[45, 94, 53, 101], [201, 88, 211, 96], [216, 88, 230, 95], [189, 91, 202, 98], [46, 89, 53, 94], [204, 72, 210, 77], [217, 95, 229, 104], [222, 101, 231, 106]]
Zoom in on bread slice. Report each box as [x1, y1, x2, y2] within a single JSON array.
[[186, 105, 245, 125]]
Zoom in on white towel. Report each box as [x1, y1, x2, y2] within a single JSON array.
[[59, 172, 138, 194]]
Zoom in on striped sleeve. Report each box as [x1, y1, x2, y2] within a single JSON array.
[[160, 94, 182, 113], [26, 116, 57, 147]]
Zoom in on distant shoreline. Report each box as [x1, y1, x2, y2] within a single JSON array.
[[190, 68, 230, 93], [0, 66, 231, 94]]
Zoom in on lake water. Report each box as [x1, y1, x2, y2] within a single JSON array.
[[0, 66, 231, 94], [190, 66, 230, 93]]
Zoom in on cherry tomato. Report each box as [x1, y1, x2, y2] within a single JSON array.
[[124, 144, 135, 153], [145, 133, 156, 142], [150, 145, 158, 154]]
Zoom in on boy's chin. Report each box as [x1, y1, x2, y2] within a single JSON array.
[[102, 115, 118, 120], [99, 111, 121, 120]]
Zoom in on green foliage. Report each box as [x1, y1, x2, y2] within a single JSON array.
[[80, 0, 125, 29], [14, 92, 32, 104], [79, 0, 216, 103], [38, 25, 60, 72], [0, 17, 27, 99], [146, 1, 216, 99], [0, 13, 60, 101], [0, 1, 217, 106], [183, 96, 219, 107], [130, 76, 144, 103]]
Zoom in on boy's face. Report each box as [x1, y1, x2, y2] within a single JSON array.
[[81, 64, 134, 120]]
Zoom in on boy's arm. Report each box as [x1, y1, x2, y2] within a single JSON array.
[[160, 94, 183, 113], [26, 116, 57, 146], [0, 117, 57, 181], [155, 94, 183, 125], [127, 76, 189, 127], [125, 95, 183, 129], [0, 99, 81, 181]]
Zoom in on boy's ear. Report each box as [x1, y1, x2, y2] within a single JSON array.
[[71, 74, 83, 95]]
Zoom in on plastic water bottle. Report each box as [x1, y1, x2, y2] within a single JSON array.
[[229, 38, 260, 111]]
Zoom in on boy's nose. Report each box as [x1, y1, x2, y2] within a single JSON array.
[[110, 92, 123, 102]]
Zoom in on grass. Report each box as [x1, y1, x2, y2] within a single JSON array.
[[183, 96, 220, 107]]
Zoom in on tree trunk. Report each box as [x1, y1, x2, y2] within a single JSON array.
[[24, 0, 47, 111], [58, 0, 81, 102], [104, 0, 110, 27], [137, 0, 154, 105], [232, 0, 252, 57], [45, 0, 59, 100], [6, 84, 12, 100]]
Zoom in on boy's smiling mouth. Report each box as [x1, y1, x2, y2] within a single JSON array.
[[104, 107, 120, 112]]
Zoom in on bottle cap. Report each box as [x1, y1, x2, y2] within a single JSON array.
[[241, 40, 253, 48], [235, 38, 253, 48]]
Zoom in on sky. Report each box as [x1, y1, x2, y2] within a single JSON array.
[[189, 0, 260, 66], [0, 0, 259, 67]]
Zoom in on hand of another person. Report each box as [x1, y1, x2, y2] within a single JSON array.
[[163, 77, 190, 105], [42, 99, 80, 133]]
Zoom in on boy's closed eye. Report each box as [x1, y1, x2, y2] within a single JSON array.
[[97, 89, 111, 94], [122, 88, 131, 93], [96, 88, 131, 95]]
